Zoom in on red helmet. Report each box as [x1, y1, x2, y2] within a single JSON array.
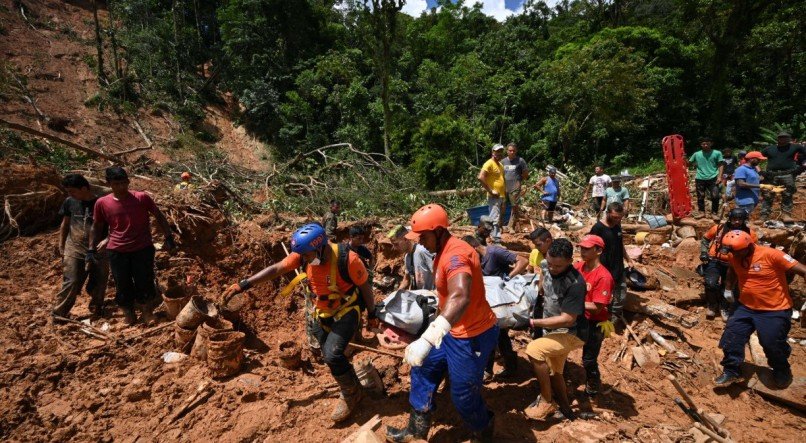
[[181, 172, 191, 181], [721, 230, 753, 252], [406, 204, 449, 240]]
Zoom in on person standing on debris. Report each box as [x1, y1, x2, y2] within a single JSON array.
[[462, 235, 528, 380], [700, 208, 758, 321], [760, 132, 805, 223], [323, 199, 341, 238], [348, 226, 375, 289], [534, 166, 561, 223], [478, 144, 507, 243], [604, 176, 630, 213], [721, 148, 739, 200], [574, 235, 614, 396], [173, 171, 195, 191], [386, 204, 498, 442], [582, 166, 611, 218], [221, 223, 377, 422], [502, 142, 529, 232], [53, 174, 110, 322], [527, 228, 553, 274], [522, 238, 586, 420], [387, 225, 435, 291], [89, 167, 176, 325], [687, 137, 724, 220], [733, 151, 765, 215], [715, 230, 806, 389], [589, 202, 633, 324]]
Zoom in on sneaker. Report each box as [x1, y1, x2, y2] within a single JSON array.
[[714, 372, 744, 387], [525, 399, 557, 420], [720, 309, 730, 322], [772, 370, 793, 389]]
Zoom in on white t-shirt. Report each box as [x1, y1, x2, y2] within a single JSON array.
[[589, 174, 611, 197]]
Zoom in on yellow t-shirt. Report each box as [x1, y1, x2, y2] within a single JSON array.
[[529, 249, 543, 269], [481, 158, 506, 197]]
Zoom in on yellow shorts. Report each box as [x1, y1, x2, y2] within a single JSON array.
[[525, 333, 584, 375]]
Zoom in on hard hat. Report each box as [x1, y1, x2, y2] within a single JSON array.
[[291, 223, 328, 254], [728, 208, 749, 221], [406, 204, 449, 240], [720, 230, 753, 252], [181, 172, 191, 180]]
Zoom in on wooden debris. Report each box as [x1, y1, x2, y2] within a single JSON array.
[[168, 381, 213, 423], [342, 414, 382, 443], [624, 291, 699, 328], [348, 342, 404, 359], [0, 118, 123, 163], [747, 372, 806, 412]]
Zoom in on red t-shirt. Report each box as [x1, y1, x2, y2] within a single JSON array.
[[434, 236, 497, 338], [93, 191, 157, 252], [574, 261, 614, 322], [278, 250, 368, 297]]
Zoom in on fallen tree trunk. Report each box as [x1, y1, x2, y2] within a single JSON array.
[[0, 118, 123, 164], [624, 290, 699, 328], [428, 188, 482, 197]]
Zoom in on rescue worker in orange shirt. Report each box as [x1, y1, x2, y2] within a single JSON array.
[[715, 230, 806, 389], [221, 223, 377, 423], [700, 208, 757, 321], [386, 204, 499, 442]]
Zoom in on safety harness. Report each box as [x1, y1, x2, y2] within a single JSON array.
[[279, 243, 360, 325]]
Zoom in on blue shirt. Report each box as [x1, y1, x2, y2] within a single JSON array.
[[542, 177, 559, 202], [481, 245, 517, 278], [733, 164, 760, 205]]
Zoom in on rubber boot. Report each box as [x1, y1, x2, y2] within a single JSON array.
[[331, 370, 363, 423], [385, 409, 431, 442], [469, 411, 495, 443]]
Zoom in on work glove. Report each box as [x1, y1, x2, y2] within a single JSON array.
[[723, 290, 735, 304], [404, 316, 451, 367], [221, 279, 249, 305], [597, 320, 615, 338], [700, 253, 710, 263], [513, 312, 533, 329]]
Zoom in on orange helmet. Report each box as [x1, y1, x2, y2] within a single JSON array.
[[406, 204, 449, 240], [181, 172, 191, 181], [721, 230, 753, 252]]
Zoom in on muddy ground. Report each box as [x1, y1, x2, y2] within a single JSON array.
[[1, 172, 804, 442]]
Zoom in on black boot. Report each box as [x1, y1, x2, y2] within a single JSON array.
[[331, 369, 364, 423], [385, 409, 431, 442], [469, 411, 495, 443]]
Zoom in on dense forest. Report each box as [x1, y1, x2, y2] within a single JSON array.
[[88, 0, 803, 189]]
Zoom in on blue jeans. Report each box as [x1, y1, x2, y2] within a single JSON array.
[[487, 197, 502, 242], [410, 324, 498, 431], [719, 304, 792, 377]]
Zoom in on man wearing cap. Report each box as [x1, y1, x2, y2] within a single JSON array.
[[387, 225, 435, 291], [386, 204, 498, 442], [604, 176, 630, 213], [478, 144, 506, 243], [715, 230, 806, 389], [575, 234, 614, 396], [589, 202, 634, 323], [733, 151, 765, 215], [760, 132, 806, 222], [502, 142, 529, 232], [522, 238, 587, 420], [687, 137, 724, 220], [534, 166, 560, 223]]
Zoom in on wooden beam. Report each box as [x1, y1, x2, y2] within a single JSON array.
[[0, 118, 123, 164]]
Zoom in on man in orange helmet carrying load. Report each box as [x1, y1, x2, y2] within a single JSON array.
[[385, 204, 499, 443], [714, 230, 806, 389]]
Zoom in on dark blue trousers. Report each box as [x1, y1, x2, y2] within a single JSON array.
[[410, 324, 498, 431], [719, 304, 792, 377]]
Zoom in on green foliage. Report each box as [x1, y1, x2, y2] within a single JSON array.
[[0, 129, 89, 170], [755, 114, 806, 146]]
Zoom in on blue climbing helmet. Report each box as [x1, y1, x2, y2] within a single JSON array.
[[291, 223, 328, 254]]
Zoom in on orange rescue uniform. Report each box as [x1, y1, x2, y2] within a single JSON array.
[[704, 225, 757, 261], [729, 245, 797, 311], [279, 250, 368, 302], [433, 236, 497, 338]]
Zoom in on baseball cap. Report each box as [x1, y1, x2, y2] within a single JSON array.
[[547, 166, 557, 173], [777, 131, 791, 138], [492, 144, 504, 152], [578, 234, 605, 249], [744, 151, 767, 160], [386, 225, 407, 239]]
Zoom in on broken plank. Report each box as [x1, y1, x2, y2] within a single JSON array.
[[747, 373, 806, 412], [342, 414, 382, 443], [625, 290, 699, 328]]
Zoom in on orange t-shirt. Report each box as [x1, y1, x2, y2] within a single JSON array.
[[729, 246, 797, 311], [279, 250, 368, 297], [433, 236, 497, 338], [704, 225, 757, 260]]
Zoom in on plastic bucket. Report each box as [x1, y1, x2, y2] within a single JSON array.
[[278, 340, 302, 370], [176, 295, 218, 330], [162, 283, 191, 320], [466, 205, 512, 226], [207, 331, 245, 378], [174, 324, 197, 350], [191, 319, 233, 361]]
